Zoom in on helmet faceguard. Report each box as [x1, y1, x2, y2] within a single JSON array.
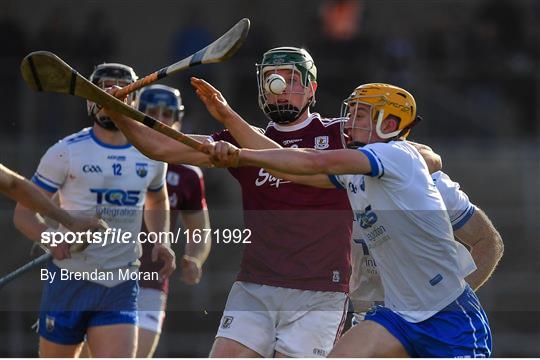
[[256, 47, 317, 124], [136, 84, 185, 125], [340, 83, 420, 147], [87, 63, 138, 131]]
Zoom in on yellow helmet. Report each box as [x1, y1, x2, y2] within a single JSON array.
[[343, 83, 418, 139]]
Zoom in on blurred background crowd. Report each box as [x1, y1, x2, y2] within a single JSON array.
[[0, 0, 538, 356]]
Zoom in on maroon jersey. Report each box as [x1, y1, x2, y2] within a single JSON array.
[[139, 164, 207, 294], [211, 113, 352, 292]]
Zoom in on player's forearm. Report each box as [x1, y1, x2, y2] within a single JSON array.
[[144, 192, 171, 246], [13, 203, 50, 242], [3, 164, 73, 237], [268, 170, 334, 188], [185, 240, 211, 266], [465, 235, 504, 290], [110, 113, 175, 160], [110, 112, 211, 165], [182, 211, 211, 265], [239, 148, 325, 175], [223, 110, 282, 150], [0, 164, 16, 191], [144, 210, 170, 243], [9, 176, 73, 228], [455, 210, 504, 290], [239, 148, 371, 176]]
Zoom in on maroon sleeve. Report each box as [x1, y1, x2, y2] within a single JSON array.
[[210, 127, 266, 146], [210, 126, 265, 180], [210, 129, 239, 146], [178, 169, 207, 211]]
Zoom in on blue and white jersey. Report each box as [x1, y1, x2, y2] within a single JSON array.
[[32, 127, 166, 286], [329, 141, 476, 322], [347, 170, 477, 315], [432, 171, 476, 230]]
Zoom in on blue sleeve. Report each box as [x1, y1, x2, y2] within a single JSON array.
[[33, 141, 69, 193], [328, 174, 345, 189], [31, 173, 59, 193], [358, 148, 384, 178]]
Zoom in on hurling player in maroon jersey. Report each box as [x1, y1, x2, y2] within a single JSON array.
[[105, 47, 351, 358], [136, 85, 211, 357]]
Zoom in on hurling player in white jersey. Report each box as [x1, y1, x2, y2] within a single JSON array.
[[13, 64, 175, 358], [0, 164, 107, 238], [349, 170, 503, 321], [202, 83, 494, 357]]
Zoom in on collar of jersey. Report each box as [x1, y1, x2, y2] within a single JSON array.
[[269, 113, 319, 132], [90, 129, 132, 149]]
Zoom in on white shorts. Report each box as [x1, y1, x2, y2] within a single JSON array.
[[216, 281, 348, 357], [137, 287, 167, 334]]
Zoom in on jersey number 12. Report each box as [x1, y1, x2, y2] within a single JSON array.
[[112, 163, 122, 176]]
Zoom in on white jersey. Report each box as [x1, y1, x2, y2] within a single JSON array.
[[32, 127, 166, 286], [347, 170, 477, 314], [329, 141, 475, 322], [432, 171, 476, 230]]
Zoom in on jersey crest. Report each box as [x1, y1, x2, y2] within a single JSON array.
[[314, 135, 329, 149], [136, 162, 148, 178]]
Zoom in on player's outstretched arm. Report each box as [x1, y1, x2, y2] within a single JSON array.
[[1, 165, 70, 231], [2, 164, 106, 235], [454, 208, 504, 290], [191, 79, 340, 188], [240, 148, 373, 176], [206, 141, 373, 176], [205, 141, 336, 188], [102, 105, 212, 167], [13, 189, 71, 260], [191, 77, 281, 150]]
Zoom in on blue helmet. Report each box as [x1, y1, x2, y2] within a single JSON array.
[[137, 84, 185, 122]]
